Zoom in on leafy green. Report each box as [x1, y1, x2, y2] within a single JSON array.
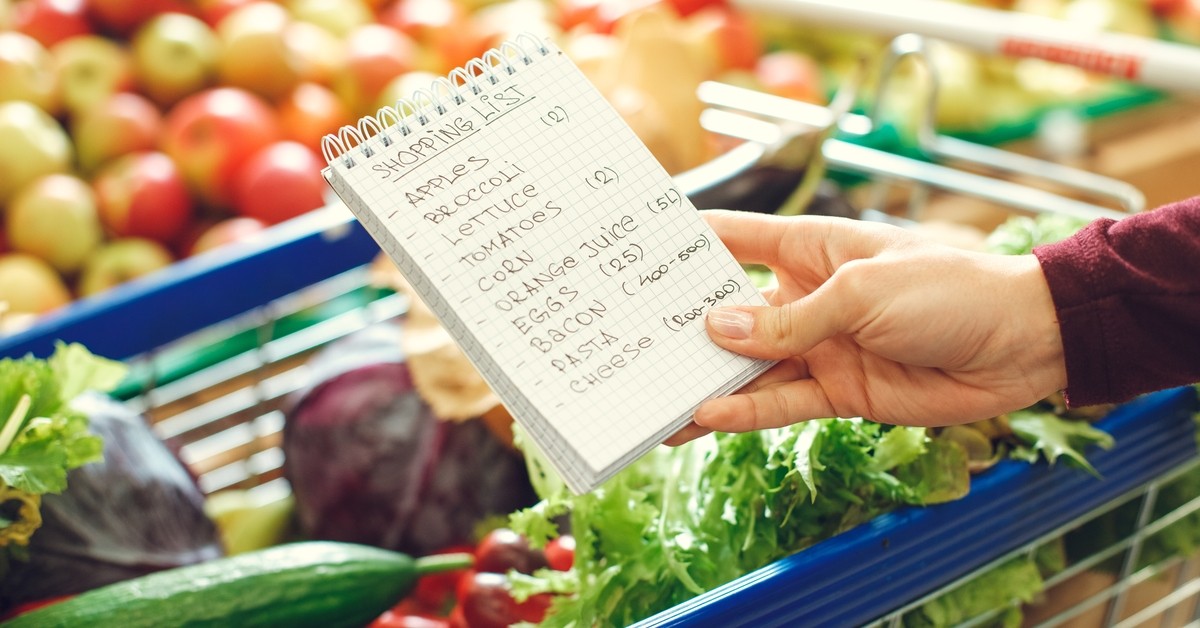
[[0, 342, 126, 547], [1007, 409, 1114, 476], [509, 419, 971, 626], [984, 214, 1088, 256], [904, 540, 1064, 628]]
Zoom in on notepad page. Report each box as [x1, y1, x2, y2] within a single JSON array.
[[324, 42, 772, 489]]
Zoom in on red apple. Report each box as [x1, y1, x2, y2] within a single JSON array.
[[379, 0, 490, 72], [333, 24, 420, 116], [12, 0, 91, 47], [233, 141, 328, 225], [753, 50, 825, 104], [193, 0, 256, 28], [277, 82, 352, 152], [186, 216, 268, 256], [51, 35, 134, 116], [161, 87, 282, 210], [1147, 0, 1186, 15], [0, 32, 58, 114], [0, 101, 73, 206], [216, 2, 304, 101], [0, 253, 72, 315], [555, 0, 604, 31], [686, 6, 763, 72], [131, 12, 220, 107], [86, 0, 196, 37], [6, 173, 104, 274], [550, 0, 654, 35], [1164, 0, 1200, 42], [93, 151, 194, 245], [666, 0, 725, 17], [76, 237, 175, 297], [71, 92, 163, 173]]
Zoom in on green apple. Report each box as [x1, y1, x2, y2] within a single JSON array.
[[1012, 0, 1069, 18], [287, 0, 372, 37], [6, 174, 103, 274], [77, 237, 174, 297], [51, 35, 133, 116], [1063, 0, 1159, 36], [0, 253, 72, 315], [131, 12, 219, 107], [217, 2, 303, 101], [0, 101, 72, 206], [0, 32, 59, 114], [71, 92, 163, 173]]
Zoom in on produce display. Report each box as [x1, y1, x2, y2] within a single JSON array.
[[1, 0, 1196, 330]]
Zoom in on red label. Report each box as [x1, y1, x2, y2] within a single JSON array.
[[1000, 37, 1143, 80]]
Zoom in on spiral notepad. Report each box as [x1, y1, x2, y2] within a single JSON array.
[[320, 35, 773, 494]]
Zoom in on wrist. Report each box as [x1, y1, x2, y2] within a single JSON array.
[[1013, 254, 1068, 397]]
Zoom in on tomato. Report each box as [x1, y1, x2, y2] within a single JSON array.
[[447, 606, 469, 628], [369, 610, 450, 628], [459, 572, 552, 628], [544, 534, 575, 571], [1, 595, 74, 620], [411, 545, 474, 613], [474, 528, 547, 575]]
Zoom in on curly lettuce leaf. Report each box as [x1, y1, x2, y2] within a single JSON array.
[[509, 419, 969, 626], [1007, 409, 1114, 476], [985, 214, 1088, 256], [0, 343, 124, 495]]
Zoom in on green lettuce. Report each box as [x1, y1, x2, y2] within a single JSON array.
[[509, 420, 970, 626], [0, 342, 126, 549]]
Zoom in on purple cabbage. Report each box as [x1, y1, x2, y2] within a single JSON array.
[[1, 392, 223, 609], [282, 322, 537, 556]]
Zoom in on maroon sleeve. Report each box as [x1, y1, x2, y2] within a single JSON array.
[[1032, 196, 1200, 407]]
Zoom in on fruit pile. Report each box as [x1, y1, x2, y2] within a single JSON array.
[[0, 0, 826, 326], [1, 0, 1191, 326]]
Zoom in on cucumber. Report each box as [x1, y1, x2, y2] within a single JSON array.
[[2, 541, 465, 628]]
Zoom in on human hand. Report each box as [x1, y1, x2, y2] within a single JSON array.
[[667, 210, 1067, 446]]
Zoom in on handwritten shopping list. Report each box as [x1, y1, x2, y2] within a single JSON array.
[[324, 46, 771, 489]]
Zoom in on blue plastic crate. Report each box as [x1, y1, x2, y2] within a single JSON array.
[[1, 205, 1196, 626]]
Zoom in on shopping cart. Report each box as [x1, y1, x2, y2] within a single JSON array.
[[1, 32, 1197, 628]]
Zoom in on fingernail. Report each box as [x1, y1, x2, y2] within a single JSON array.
[[708, 308, 753, 339]]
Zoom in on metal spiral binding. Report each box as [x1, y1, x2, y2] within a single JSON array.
[[320, 33, 551, 168]]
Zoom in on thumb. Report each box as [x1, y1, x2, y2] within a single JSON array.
[[706, 296, 842, 360]]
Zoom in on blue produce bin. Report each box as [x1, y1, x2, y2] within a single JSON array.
[[1, 205, 1196, 626]]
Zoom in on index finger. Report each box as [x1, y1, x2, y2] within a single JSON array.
[[701, 210, 799, 268]]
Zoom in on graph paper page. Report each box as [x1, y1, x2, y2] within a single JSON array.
[[323, 41, 772, 489]]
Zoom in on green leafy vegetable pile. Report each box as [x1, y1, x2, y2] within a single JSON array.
[[0, 343, 126, 556], [509, 420, 970, 626]]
